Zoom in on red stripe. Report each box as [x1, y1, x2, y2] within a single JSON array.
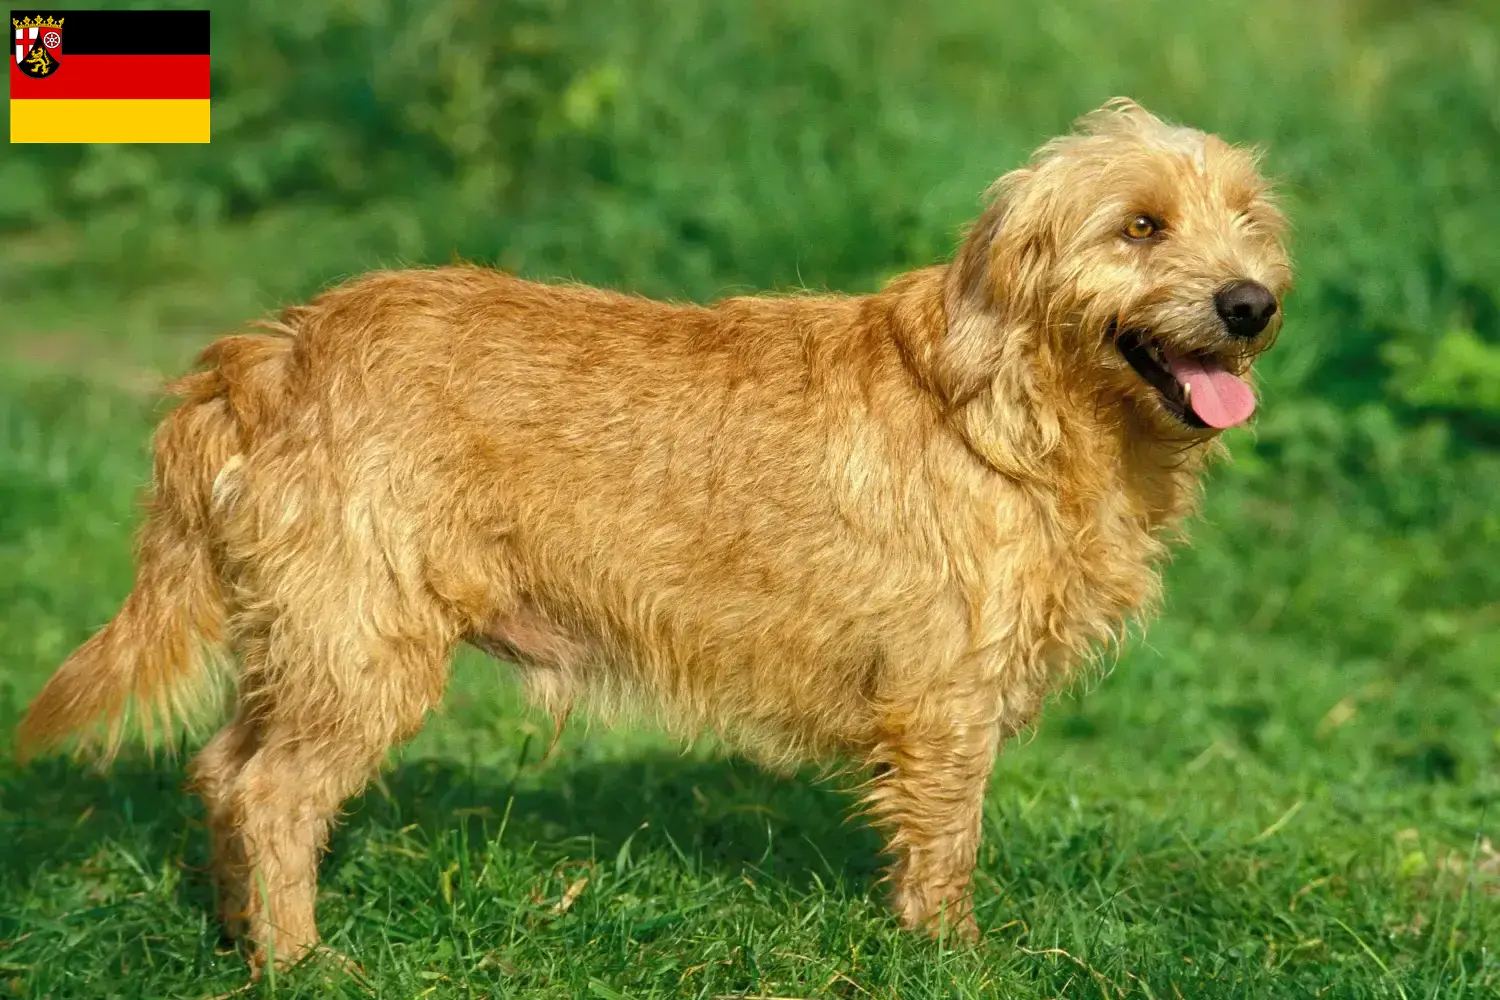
[[9, 54, 209, 99]]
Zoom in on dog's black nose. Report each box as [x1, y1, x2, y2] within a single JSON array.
[[1214, 280, 1278, 338]]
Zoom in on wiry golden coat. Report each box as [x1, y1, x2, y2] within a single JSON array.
[[19, 99, 1291, 974]]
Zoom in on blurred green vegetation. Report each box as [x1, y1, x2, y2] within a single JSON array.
[[2, 0, 1498, 996]]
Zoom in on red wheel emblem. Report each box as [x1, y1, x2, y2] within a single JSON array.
[[42, 31, 61, 49]]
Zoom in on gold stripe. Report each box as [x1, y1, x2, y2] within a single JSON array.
[[10, 99, 210, 143]]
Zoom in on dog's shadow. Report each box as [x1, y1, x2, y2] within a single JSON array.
[[0, 741, 886, 929], [347, 749, 884, 884]]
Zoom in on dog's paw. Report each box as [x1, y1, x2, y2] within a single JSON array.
[[310, 945, 369, 985], [923, 906, 979, 945], [244, 943, 368, 990]]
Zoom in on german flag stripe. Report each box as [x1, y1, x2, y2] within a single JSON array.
[[9, 9, 208, 55], [10, 54, 208, 98], [10, 97, 209, 142]]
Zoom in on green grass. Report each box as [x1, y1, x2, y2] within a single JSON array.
[[2, 0, 1499, 996]]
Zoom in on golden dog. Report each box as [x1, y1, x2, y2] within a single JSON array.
[[19, 98, 1291, 972]]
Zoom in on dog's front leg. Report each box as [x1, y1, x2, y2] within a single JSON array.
[[864, 681, 1011, 941]]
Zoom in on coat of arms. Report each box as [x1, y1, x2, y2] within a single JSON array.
[[13, 14, 64, 78]]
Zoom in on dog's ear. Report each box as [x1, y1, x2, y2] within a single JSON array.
[[933, 167, 1055, 407]]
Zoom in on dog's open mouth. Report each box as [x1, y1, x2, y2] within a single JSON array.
[[1115, 330, 1257, 430]]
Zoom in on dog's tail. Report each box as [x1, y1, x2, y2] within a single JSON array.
[[17, 329, 297, 763]]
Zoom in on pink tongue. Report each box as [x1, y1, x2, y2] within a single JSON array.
[[1166, 355, 1256, 428]]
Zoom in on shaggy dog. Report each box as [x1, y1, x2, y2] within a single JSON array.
[[18, 98, 1291, 973]]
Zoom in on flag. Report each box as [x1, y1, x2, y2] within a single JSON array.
[[10, 9, 209, 143]]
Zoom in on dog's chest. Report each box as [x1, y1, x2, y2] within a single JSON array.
[[966, 481, 1168, 682]]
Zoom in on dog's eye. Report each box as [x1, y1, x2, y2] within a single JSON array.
[[1123, 215, 1161, 241]]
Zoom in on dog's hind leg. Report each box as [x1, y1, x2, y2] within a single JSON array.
[[218, 600, 455, 975], [188, 706, 261, 943]]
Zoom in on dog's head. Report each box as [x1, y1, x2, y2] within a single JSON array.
[[944, 98, 1293, 436]]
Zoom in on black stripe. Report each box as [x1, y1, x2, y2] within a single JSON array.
[[10, 9, 208, 55]]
